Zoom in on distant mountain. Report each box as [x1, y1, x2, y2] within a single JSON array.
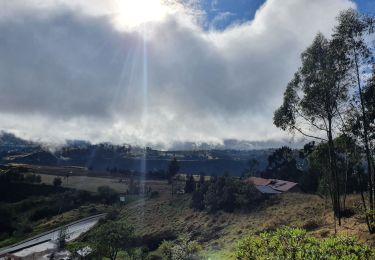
[[0, 131, 305, 175], [168, 138, 305, 151], [0, 131, 39, 152]]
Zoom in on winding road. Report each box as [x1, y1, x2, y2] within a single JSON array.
[[0, 213, 105, 257]]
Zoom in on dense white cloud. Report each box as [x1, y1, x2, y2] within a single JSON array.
[[0, 0, 356, 148]]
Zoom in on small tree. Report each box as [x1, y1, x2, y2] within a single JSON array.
[[167, 157, 180, 184], [245, 159, 259, 177], [57, 226, 69, 250], [91, 220, 134, 260], [184, 175, 196, 193], [53, 177, 62, 188], [191, 188, 205, 210]]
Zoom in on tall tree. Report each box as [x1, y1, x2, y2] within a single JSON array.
[[333, 9, 375, 232], [263, 146, 301, 182], [274, 32, 351, 226], [244, 159, 259, 178]]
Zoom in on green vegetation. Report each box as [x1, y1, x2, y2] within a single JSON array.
[[90, 220, 135, 260], [1, 10, 375, 257], [236, 227, 374, 260], [0, 167, 117, 247], [274, 9, 375, 231], [191, 176, 263, 213], [153, 235, 202, 260]]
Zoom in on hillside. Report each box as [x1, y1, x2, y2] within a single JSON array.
[[116, 190, 375, 258]]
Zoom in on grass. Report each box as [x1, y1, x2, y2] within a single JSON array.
[[39, 174, 129, 193], [8, 166, 374, 258], [34, 170, 375, 257], [38, 173, 169, 193], [116, 191, 375, 258]]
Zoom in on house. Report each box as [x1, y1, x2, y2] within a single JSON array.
[[245, 177, 297, 194]]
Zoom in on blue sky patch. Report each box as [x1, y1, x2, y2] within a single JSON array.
[[202, 0, 374, 30]]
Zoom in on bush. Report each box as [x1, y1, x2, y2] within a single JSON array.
[[53, 177, 62, 187], [235, 227, 374, 260], [155, 235, 201, 260], [157, 240, 174, 260]]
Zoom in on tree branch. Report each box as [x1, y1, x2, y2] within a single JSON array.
[[292, 125, 328, 141]]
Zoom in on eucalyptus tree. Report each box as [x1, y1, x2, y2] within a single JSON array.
[[333, 9, 375, 232], [274, 32, 351, 226]]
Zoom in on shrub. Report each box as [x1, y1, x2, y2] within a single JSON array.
[[157, 240, 174, 260], [235, 227, 374, 260], [53, 177, 62, 187], [155, 235, 202, 260]]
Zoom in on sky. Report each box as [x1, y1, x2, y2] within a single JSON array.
[[0, 0, 373, 149]]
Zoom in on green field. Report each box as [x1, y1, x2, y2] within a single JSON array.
[[38, 173, 169, 194]]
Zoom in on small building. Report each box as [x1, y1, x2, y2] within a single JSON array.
[[245, 177, 297, 194]]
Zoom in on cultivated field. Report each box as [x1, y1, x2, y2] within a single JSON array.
[[39, 173, 170, 194]]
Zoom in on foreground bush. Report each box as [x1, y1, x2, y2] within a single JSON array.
[[235, 227, 374, 260], [154, 235, 202, 260]]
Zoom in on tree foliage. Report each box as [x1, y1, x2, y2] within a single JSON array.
[[90, 220, 134, 260], [263, 146, 302, 182], [155, 235, 202, 260], [273, 9, 375, 226], [191, 176, 263, 213]]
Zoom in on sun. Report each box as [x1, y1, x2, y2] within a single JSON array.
[[114, 0, 168, 30]]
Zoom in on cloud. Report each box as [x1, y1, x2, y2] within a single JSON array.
[[0, 0, 355, 148]]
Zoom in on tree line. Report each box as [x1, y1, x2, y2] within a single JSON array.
[[274, 9, 375, 232]]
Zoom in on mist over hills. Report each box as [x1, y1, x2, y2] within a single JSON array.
[[0, 131, 285, 175]]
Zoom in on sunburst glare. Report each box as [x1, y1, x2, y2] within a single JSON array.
[[114, 0, 169, 30]]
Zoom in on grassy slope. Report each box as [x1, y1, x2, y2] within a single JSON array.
[[118, 191, 375, 259], [35, 171, 374, 258]]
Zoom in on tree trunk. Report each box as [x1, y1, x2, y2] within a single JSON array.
[[327, 118, 341, 225], [354, 52, 374, 233]]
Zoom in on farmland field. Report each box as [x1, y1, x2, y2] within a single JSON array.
[[38, 173, 170, 194]]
